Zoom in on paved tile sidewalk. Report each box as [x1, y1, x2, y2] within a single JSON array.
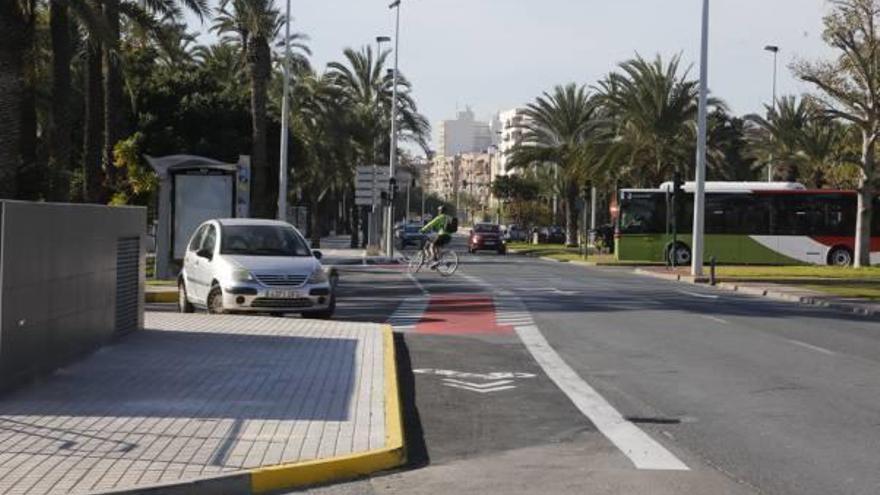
[[0, 313, 386, 495]]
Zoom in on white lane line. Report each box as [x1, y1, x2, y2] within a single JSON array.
[[786, 339, 836, 356], [406, 271, 428, 295], [515, 323, 689, 471], [676, 289, 719, 300], [700, 315, 729, 324]]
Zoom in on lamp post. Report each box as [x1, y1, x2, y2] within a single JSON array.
[[277, 0, 293, 221], [368, 36, 390, 248], [764, 44, 779, 182], [691, 0, 709, 277], [386, 0, 402, 257]]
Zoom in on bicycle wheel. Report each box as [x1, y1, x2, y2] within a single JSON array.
[[408, 250, 425, 273], [436, 249, 459, 277]]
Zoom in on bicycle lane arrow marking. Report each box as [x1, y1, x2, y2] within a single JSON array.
[[413, 369, 536, 395]]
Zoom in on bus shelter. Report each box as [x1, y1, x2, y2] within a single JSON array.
[[147, 155, 251, 279]]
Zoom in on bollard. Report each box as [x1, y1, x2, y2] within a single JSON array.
[[709, 255, 717, 286]]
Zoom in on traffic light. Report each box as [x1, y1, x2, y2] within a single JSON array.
[[672, 171, 684, 195]]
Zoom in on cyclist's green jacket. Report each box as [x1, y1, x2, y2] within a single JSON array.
[[420, 214, 451, 236]]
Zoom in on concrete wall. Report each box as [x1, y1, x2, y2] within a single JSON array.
[[0, 201, 146, 390]]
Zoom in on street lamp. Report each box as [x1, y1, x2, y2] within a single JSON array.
[[691, 0, 709, 277], [764, 44, 779, 182], [385, 0, 402, 257], [366, 35, 390, 249], [277, 0, 293, 220]]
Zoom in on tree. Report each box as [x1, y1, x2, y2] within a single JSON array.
[[0, 0, 36, 198], [707, 110, 759, 181], [507, 83, 606, 246], [745, 96, 815, 181], [794, 0, 880, 266], [214, 0, 307, 218], [327, 46, 430, 244], [597, 54, 725, 186]]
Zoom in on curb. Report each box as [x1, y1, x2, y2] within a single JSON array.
[[633, 269, 879, 319], [145, 289, 177, 303], [104, 324, 405, 494]]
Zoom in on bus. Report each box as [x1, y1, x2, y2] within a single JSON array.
[[615, 182, 880, 266]]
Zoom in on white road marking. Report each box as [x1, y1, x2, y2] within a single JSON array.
[[442, 378, 515, 388], [700, 315, 729, 324], [516, 323, 690, 471], [786, 339, 836, 356], [676, 290, 719, 300], [443, 383, 517, 394], [406, 271, 428, 295]]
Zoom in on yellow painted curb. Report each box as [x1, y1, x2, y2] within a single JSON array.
[[250, 324, 405, 493], [145, 290, 177, 303]]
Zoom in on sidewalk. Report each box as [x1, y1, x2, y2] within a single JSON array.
[[635, 266, 880, 318], [317, 235, 399, 267], [0, 313, 402, 495]]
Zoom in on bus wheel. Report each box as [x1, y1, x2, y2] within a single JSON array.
[[827, 246, 853, 267], [667, 243, 692, 266]]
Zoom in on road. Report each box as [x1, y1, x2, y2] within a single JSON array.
[[298, 234, 880, 495]]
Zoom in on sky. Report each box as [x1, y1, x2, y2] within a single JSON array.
[[186, 0, 836, 155]]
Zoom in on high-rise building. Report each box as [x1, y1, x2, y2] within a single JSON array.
[[436, 107, 496, 158], [495, 107, 530, 178]]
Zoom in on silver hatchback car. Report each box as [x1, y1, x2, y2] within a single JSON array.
[[178, 219, 335, 318]]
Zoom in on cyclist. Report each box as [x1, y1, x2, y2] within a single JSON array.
[[420, 206, 452, 268]]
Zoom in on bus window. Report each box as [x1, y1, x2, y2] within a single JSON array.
[[774, 195, 823, 235], [619, 194, 666, 234]]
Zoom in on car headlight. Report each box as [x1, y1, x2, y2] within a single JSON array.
[[308, 268, 329, 284], [231, 269, 254, 282]]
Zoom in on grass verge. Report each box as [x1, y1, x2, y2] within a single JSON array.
[[505, 242, 656, 265], [715, 265, 880, 280]]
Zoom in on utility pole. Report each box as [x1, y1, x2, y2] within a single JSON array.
[[386, 0, 402, 258], [764, 45, 779, 182], [277, 0, 293, 221], [691, 0, 709, 277]]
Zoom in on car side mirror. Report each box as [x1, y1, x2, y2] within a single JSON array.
[[196, 247, 213, 260], [312, 249, 323, 260]]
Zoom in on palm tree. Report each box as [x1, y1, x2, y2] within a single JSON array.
[[706, 110, 759, 181], [507, 83, 606, 246], [327, 46, 430, 162], [0, 0, 36, 199], [745, 96, 816, 181], [214, 0, 309, 218], [596, 54, 725, 187], [326, 46, 430, 245], [289, 69, 355, 245]]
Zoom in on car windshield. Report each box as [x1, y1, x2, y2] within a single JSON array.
[[220, 225, 312, 257], [474, 224, 500, 233]]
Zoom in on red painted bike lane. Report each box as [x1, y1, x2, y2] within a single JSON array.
[[414, 294, 513, 335]]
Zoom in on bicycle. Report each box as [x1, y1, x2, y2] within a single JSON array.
[[408, 237, 459, 276]]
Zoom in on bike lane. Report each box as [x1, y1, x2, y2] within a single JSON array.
[[325, 256, 752, 494]]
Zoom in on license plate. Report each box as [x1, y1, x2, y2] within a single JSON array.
[[266, 289, 302, 299]]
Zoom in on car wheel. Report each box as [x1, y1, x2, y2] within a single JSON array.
[[206, 285, 225, 314], [827, 246, 853, 266], [178, 280, 194, 313], [303, 294, 336, 320]]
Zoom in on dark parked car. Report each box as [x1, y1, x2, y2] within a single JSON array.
[[397, 223, 427, 249], [469, 223, 506, 254], [535, 226, 565, 244]]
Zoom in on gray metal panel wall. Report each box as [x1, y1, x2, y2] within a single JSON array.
[[0, 201, 146, 390]]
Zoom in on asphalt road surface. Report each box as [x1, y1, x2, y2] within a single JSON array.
[[142, 235, 879, 494], [289, 234, 880, 495]]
